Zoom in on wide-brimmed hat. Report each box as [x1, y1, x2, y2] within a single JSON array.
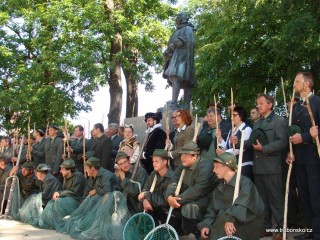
[[152, 149, 169, 160], [84, 157, 100, 167], [115, 151, 129, 163], [21, 161, 35, 169], [178, 141, 200, 154], [213, 152, 237, 171], [250, 128, 268, 145], [36, 164, 51, 172], [144, 112, 162, 123], [60, 159, 76, 169]]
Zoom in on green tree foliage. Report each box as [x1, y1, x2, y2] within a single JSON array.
[[0, 0, 176, 130], [189, 0, 320, 116]]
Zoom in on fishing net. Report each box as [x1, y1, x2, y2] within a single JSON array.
[[217, 236, 242, 240], [143, 223, 179, 240], [39, 197, 80, 230], [19, 193, 43, 226], [123, 211, 155, 240], [79, 191, 131, 240]]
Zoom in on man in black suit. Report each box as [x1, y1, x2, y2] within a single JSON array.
[[289, 72, 320, 240], [105, 123, 123, 164], [90, 123, 113, 172]]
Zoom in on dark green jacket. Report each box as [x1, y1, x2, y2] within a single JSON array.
[[118, 166, 148, 214], [244, 111, 288, 174], [165, 157, 218, 219], [16, 170, 39, 200], [59, 171, 86, 201], [172, 125, 194, 167], [0, 165, 12, 200], [83, 167, 118, 198], [198, 174, 264, 239], [31, 137, 45, 167], [38, 173, 62, 206], [142, 168, 174, 208]]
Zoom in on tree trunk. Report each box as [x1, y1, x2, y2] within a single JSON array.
[[104, 0, 122, 125], [123, 68, 138, 118]]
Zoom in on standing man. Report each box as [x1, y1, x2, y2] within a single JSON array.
[[142, 112, 166, 174], [250, 107, 261, 123], [90, 123, 113, 172], [163, 12, 195, 110], [66, 125, 86, 173], [106, 123, 123, 164], [1, 137, 13, 164], [0, 153, 12, 213], [44, 125, 63, 178], [235, 94, 288, 240], [289, 72, 320, 240], [31, 129, 46, 167]]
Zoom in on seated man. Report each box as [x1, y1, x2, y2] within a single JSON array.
[[0, 153, 12, 214], [115, 151, 148, 214], [138, 149, 177, 227], [198, 152, 264, 239], [40, 159, 86, 230], [164, 141, 218, 238]]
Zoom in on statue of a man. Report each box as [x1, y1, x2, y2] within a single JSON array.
[[163, 12, 195, 110]]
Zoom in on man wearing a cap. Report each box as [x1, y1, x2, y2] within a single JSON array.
[[0, 137, 13, 164], [40, 159, 86, 229], [83, 157, 118, 198], [115, 151, 148, 214], [138, 149, 178, 228], [10, 161, 39, 201], [44, 125, 63, 177], [141, 112, 166, 174], [199, 152, 264, 239], [232, 94, 288, 239], [31, 128, 46, 167], [164, 140, 217, 238], [66, 125, 87, 174], [35, 163, 61, 206], [288, 72, 320, 240], [90, 123, 113, 172], [0, 153, 12, 213]]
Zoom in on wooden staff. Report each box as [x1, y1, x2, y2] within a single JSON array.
[[83, 130, 87, 178], [230, 88, 235, 155], [164, 104, 170, 158], [305, 96, 320, 156], [214, 95, 219, 149], [64, 120, 71, 158], [274, 87, 277, 112], [264, 88, 267, 94], [283, 88, 295, 239], [193, 116, 201, 142], [45, 121, 49, 138], [281, 77, 288, 118], [233, 129, 245, 203], [27, 116, 31, 161]]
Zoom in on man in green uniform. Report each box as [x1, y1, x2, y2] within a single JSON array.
[[198, 152, 264, 239], [165, 141, 218, 238], [115, 151, 148, 214], [40, 159, 86, 229]]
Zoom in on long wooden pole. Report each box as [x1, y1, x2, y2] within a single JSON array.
[[305, 96, 320, 156], [283, 88, 295, 239], [233, 130, 245, 204], [231, 88, 235, 155], [281, 77, 288, 118], [214, 95, 219, 149]]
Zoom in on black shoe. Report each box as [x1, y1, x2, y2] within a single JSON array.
[[293, 233, 314, 239]]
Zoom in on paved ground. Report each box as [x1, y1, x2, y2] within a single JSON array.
[[0, 219, 307, 239]]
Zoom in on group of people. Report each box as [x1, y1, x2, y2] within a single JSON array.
[[0, 71, 320, 240]]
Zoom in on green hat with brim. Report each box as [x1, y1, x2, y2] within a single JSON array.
[[152, 149, 169, 160], [36, 164, 51, 172], [84, 157, 100, 167], [288, 124, 302, 136], [21, 161, 35, 169], [250, 128, 268, 145], [213, 152, 238, 171], [115, 151, 130, 163], [60, 158, 76, 169], [178, 140, 200, 154]]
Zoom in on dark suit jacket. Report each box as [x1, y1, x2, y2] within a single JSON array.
[[111, 134, 124, 158], [44, 136, 63, 174], [91, 135, 113, 172], [31, 137, 45, 167]]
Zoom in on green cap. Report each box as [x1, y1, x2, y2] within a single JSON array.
[[152, 149, 169, 160], [60, 159, 76, 169], [213, 152, 237, 171], [21, 161, 35, 169], [250, 128, 268, 145], [115, 151, 129, 163], [84, 157, 100, 167], [288, 124, 302, 136], [178, 140, 200, 154], [36, 164, 51, 172]]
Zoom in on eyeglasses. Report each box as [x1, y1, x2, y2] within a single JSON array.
[[176, 114, 181, 117], [171, 116, 177, 119]]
